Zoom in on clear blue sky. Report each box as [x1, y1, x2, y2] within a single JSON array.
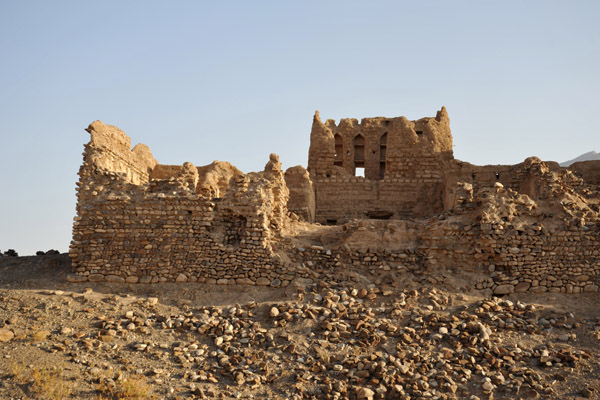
[[1, 1, 598, 255]]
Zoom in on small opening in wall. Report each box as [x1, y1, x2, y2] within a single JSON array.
[[346, 151, 350, 155], [334, 134, 343, 167], [367, 210, 393, 220], [416, 130, 423, 135], [326, 219, 337, 225], [355, 167, 365, 177], [495, 172, 500, 180], [472, 173, 476, 180], [187, 210, 192, 215], [384, 120, 390, 126]]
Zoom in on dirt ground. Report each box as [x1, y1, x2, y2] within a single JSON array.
[[1, 254, 599, 399]]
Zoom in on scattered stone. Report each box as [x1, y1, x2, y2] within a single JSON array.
[[0, 329, 14, 342], [32, 330, 51, 342]]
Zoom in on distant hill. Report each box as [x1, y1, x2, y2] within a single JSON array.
[[560, 151, 600, 167]]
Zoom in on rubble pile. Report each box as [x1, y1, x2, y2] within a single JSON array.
[[1, 279, 598, 399]]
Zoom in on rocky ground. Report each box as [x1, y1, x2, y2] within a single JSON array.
[[1, 254, 600, 399]]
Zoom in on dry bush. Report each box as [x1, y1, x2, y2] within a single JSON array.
[[10, 362, 72, 400], [95, 374, 155, 400]]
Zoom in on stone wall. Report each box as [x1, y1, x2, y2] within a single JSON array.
[[284, 165, 315, 222], [284, 158, 600, 295], [70, 122, 302, 285], [83, 121, 157, 185], [70, 116, 600, 295], [71, 196, 306, 285], [307, 108, 454, 223], [568, 160, 600, 185]]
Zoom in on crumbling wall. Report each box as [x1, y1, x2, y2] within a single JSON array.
[[83, 121, 157, 185], [196, 161, 243, 199], [431, 159, 600, 294], [284, 165, 315, 222], [442, 158, 564, 211], [307, 108, 454, 223], [70, 114, 600, 294], [285, 158, 600, 295], [151, 161, 243, 198], [568, 160, 600, 186], [70, 123, 301, 285]]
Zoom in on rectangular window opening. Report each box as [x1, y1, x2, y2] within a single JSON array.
[[355, 167, 365, 177], [379, 162, 386, 179]]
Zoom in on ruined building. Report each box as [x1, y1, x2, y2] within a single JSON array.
[[70, 109, 600, 294], [306, 108, 453, 222]]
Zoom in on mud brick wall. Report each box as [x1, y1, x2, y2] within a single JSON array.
[[284, 166, 315, 222], [307, 108, 454, 223], [569, 160, 600, 185], [313, 178, 444, 223]]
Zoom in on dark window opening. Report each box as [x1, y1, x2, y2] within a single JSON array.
[[326, 219, 337, 225], [495, 172, 500, 180], [416, 130, 423, 135], [379, 132, 387, 180], [384, 120, 390, 127], [334, 134, 343, 167], [367, 210, 393, 220], [472, 173, 476, 180], [353, 134, 365, 162]]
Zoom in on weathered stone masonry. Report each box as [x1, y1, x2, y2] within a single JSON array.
[[307, 108, 453, 223], [70, 110, 600, 294], [70, 121, 310, 286]]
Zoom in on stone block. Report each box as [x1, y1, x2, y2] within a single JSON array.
[[105, 275, 125, 283], [88, 274, 105, 282], [493, 284, 514, 295], [256, 277, 270, 286], [514, 282, 530, 293], [66, 274, 88, 283]]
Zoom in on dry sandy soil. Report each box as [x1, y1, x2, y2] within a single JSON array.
[[1, 254, 599, 399]]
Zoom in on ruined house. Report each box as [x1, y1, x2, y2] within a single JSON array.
[[69, 109, 600, 294]]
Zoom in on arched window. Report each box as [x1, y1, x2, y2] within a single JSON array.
[[379, 132, 387, 179], [334, 134, 343, 167], [353, 134, 365, 176], [353, 135, 365, 163]]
